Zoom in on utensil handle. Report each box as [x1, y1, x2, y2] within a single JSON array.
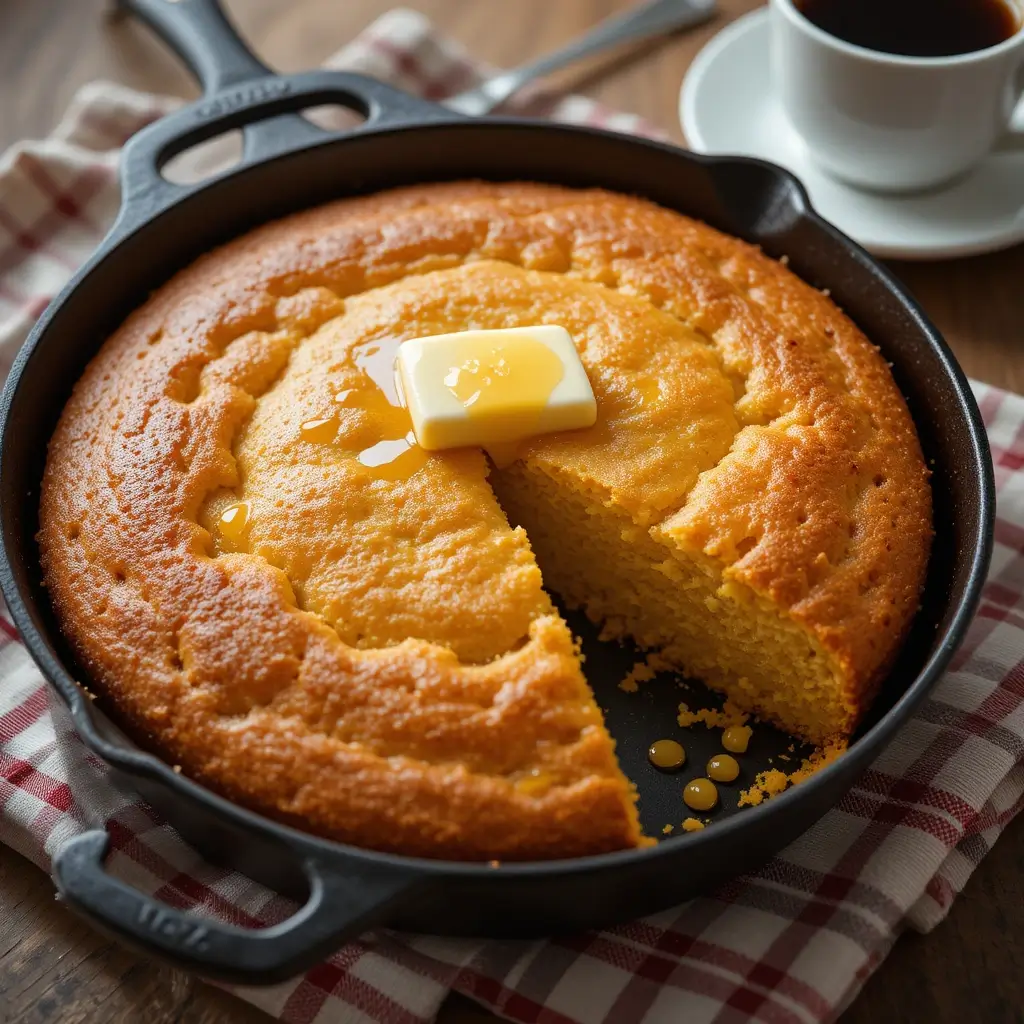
[[447, 0, 716, 115], [116, 0, 270, 94], [53, 829, 418, 983]]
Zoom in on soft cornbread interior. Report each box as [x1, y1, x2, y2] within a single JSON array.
[[38, 182, 932, 860], [493, 463, 845, 744]]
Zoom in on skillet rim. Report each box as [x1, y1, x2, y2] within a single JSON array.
[[0, 115, 995, 880]]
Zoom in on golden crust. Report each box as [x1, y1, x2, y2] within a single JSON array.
[[39, 182, 931, 858]]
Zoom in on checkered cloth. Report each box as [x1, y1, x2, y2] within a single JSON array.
[[1, 9, 1022, 1024]]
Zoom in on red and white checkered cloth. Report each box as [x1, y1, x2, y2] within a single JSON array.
[[2, 9, 1022, 1024]]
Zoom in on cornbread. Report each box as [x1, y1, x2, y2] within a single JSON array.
[[39, 182, 932, 860]]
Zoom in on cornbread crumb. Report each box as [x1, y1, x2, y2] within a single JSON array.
[[738, 769, 789, 807], [738, 740, 847, 806], [618, 664, 649, 693], [619, 652, 672, 693], [681, 818, 705, 832], [677, 701, 750, 730], [787, 739, 847, 785]]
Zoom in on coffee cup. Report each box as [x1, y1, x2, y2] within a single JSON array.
[[769, 0, 1024, 192]]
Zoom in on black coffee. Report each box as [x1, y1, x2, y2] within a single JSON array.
[[794, 0, 1020, 57]]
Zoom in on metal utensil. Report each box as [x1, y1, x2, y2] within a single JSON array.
[[444, 0, 717, 116]]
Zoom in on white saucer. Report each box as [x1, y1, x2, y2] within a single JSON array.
[[680, 10, 1024, 260]]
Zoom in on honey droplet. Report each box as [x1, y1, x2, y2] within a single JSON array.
[[722, 725, 753, 754], [707, 753, 740, 783], [683, 778, 719, 812], [648, 739, 686, 771], [681, 817, 705, 832], [356, 431, 429, 481], [300, 415, 338, 444], [218, 501, 250, 543], [515, 768, 555, 796]]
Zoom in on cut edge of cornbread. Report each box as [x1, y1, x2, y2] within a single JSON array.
[[491, 459, 858, 747]]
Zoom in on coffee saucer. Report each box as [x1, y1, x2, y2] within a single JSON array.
[[680, 9, 1024, 260]]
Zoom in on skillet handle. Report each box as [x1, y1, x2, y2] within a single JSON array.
[[112, 0, 456, 233], [116, 0, 271, 94], [53, 829, 419, 984]]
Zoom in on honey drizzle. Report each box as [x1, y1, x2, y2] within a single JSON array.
[[353, 336, 404, 407], [327, 336, 429, 481], [485, 441, 527, 469], [300, 415, 339, 444]]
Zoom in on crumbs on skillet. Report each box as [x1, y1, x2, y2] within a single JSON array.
[[738, 740, 847, 807]]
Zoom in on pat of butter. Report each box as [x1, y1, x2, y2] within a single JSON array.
[[396, 326, 597, 451]]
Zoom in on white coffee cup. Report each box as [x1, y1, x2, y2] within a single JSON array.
[[770, 0, 1024, 192]]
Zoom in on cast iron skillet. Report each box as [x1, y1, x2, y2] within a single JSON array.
[[0, 0, 994, 985]]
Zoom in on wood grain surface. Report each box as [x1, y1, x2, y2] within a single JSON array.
[[1, 1, 1022, 1022]]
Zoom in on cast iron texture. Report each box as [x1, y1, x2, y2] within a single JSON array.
[[0, 0, 993, 984]]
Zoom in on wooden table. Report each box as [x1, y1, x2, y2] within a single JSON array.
[[1, 1, 1022, 1021]]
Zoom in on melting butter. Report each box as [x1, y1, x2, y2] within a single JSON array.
[[397, 326, 596, 452]]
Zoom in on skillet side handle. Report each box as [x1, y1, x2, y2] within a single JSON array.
[[53, 830, 419, 985], [116, 0, 272, 94]]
